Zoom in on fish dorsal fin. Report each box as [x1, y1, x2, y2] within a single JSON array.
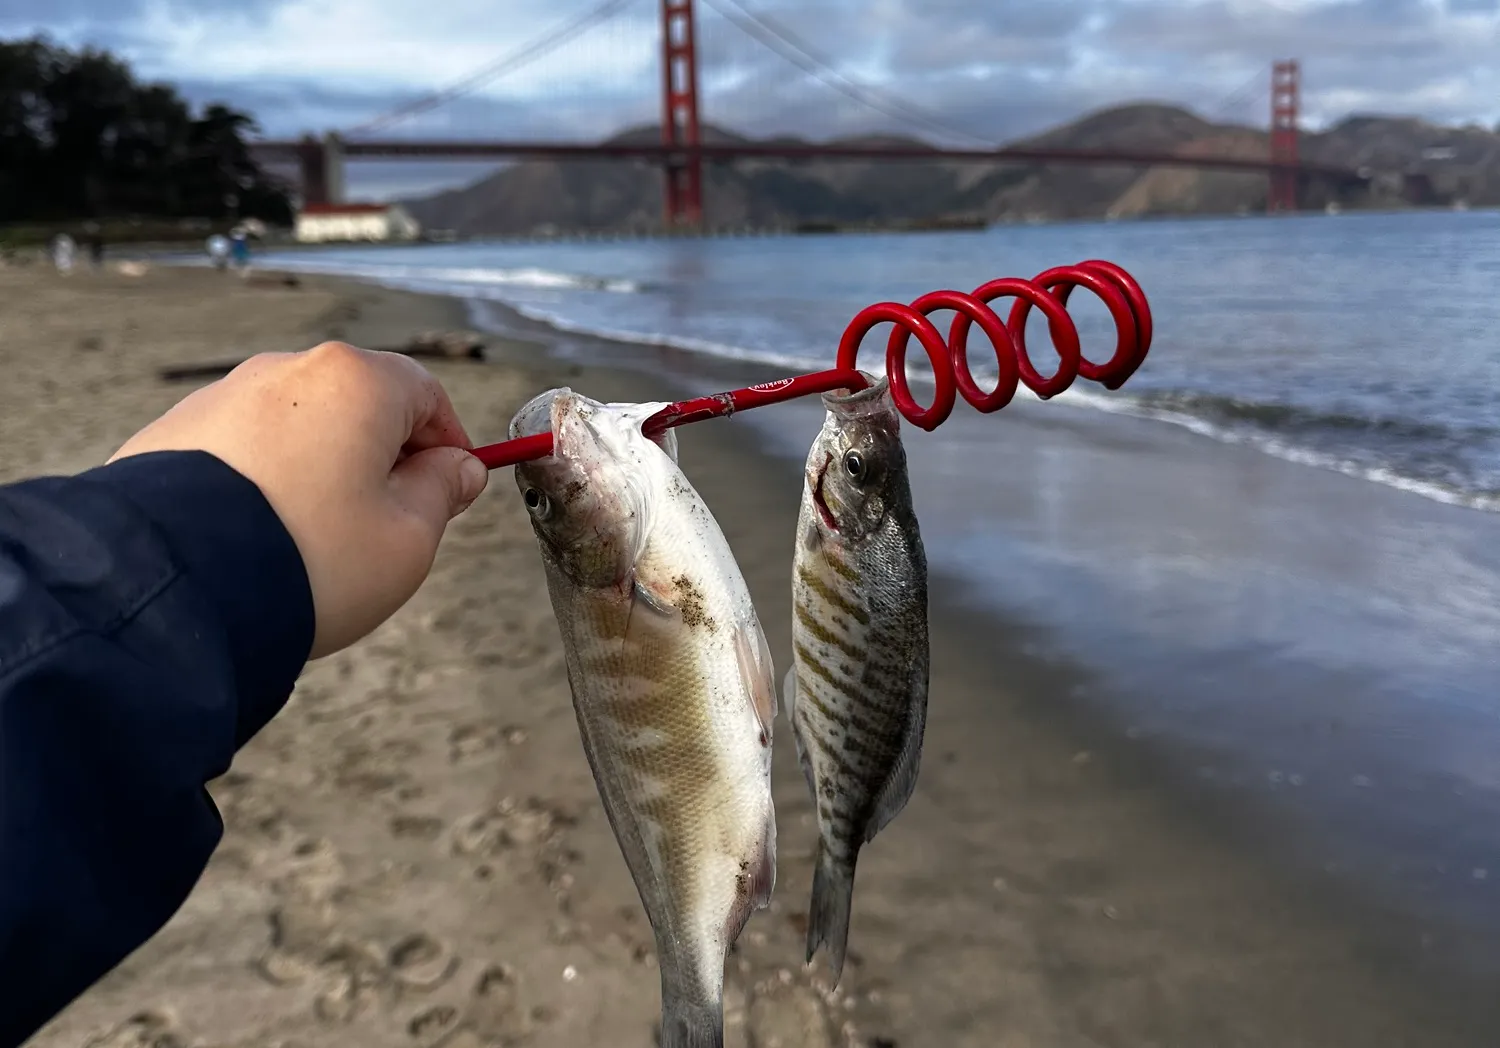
[[732, 620, 778, 746]]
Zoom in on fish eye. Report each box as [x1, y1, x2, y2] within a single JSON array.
[[523, 487, 551, 518], [843, 449, 866, 481]]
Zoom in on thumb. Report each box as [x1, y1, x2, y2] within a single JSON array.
[[388, 445, 489, 536]]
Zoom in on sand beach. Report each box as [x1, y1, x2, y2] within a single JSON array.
[[6, 261, 1500, 1048]]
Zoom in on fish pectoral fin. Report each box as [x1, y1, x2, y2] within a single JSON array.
[[732, 621, 778, 743], [630, 573, 679, 618], [622, 573, 680, 648]]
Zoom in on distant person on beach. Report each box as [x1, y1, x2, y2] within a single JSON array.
[[230, 229, 250, 272], [49, 232, 76, 275], [0, 342, 489, 1048], [206, 233, 230, 270]]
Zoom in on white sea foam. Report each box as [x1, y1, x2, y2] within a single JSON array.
[[232, 256, 643, 294], [1055, 386, 1500, 513]]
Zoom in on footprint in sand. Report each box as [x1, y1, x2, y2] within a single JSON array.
[[390, 813, 447, 841], [450, 797, 574, 859], [447, 721, 504, 762], [331, 737, 423, 798], [312, 941, 388, 1026], [273, 835, 347, 903], [406, 1004, 460, 1044], [465, 964, 533, 1042], [255, 901, 395, 1027], [254, 900, 338, 987], [81, 1009, 185, 1048], [390, 933, 459, 993]]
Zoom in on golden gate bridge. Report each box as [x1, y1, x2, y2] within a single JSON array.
[[250, 0, 1363, 226]]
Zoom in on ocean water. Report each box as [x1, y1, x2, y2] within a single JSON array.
[[251, 211, 1500, 954], [259, 209, 1500, 511]]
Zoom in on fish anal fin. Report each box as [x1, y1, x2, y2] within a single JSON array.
[[725, 818, 776, 949], [750, 820, 776, 911], [732, 622, 777, 744]]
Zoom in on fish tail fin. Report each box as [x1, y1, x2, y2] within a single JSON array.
[[806, 842, 856, 987], [658, 994, 723, 1048]]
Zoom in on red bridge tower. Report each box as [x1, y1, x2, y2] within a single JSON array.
[[660, 0, 704, 228], [1269, 60, 1300, 213]]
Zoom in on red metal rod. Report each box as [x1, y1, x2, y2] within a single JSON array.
[[472, 369, 869, 469], [470, 260, 1152, 470]]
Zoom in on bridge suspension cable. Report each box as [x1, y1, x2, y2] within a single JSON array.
[[345, 0, 642, 136], [698, 0, 996, 147], [1205, 69, 1267, 126]]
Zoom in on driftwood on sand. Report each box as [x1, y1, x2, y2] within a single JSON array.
[[155, 330, 487, 382]]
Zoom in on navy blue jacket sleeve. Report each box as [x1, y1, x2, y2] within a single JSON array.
[[0, 451, 315, 1047]]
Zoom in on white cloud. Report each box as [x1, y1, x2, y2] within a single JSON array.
[[128, 0, 654, 88]]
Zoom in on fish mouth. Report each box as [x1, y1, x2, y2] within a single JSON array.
[[809, 453, 839, 532], [822, 372, 890, 417]]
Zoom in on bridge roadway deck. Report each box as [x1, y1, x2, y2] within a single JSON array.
[[250, 138, 1365, 182]]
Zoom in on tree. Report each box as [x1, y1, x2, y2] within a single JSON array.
[[0, 36, 292, 225]]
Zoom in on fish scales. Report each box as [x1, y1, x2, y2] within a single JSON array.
[[786, 373, 929, 987], [510, 389, 777, 1048]]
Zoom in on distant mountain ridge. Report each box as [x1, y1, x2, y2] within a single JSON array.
[[401, 103, 1500, 235]]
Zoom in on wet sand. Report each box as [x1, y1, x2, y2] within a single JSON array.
[[5, 262, 1499, 1047]]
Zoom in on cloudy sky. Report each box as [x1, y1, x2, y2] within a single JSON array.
[[6, 0, 1497, 199]]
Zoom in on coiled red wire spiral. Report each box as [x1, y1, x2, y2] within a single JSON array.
[[470, 259, 1152, 468]]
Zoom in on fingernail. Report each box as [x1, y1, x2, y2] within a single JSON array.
[[459, 452, 489, 504]]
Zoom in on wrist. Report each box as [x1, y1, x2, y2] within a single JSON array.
[[83, 450, 316, 746]]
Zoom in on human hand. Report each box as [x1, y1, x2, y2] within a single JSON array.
[[111, 341, 489, 658]]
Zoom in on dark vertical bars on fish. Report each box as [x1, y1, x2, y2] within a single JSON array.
[[785, 373, 929, 986]]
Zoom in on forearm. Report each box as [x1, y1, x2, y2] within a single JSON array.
[[0, 451, 314, 1046]]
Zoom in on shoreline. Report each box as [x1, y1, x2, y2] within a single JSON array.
[[10, 262, 1500, 1047]]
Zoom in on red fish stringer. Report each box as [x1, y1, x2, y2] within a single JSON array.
[[470, 259, 1152, 470]]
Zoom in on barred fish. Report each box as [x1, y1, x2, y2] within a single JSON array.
[[510, 388, 778, 1048], [785, 373, 928, 986]]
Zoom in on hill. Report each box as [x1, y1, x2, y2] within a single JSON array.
[[400, 104, 1500, 234]]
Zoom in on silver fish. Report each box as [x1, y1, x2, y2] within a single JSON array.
[[785, 373, 928, 986], [510, 388, 778, 1048]]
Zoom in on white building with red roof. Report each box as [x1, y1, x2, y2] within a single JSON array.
[[294, 202, 422, 244]]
